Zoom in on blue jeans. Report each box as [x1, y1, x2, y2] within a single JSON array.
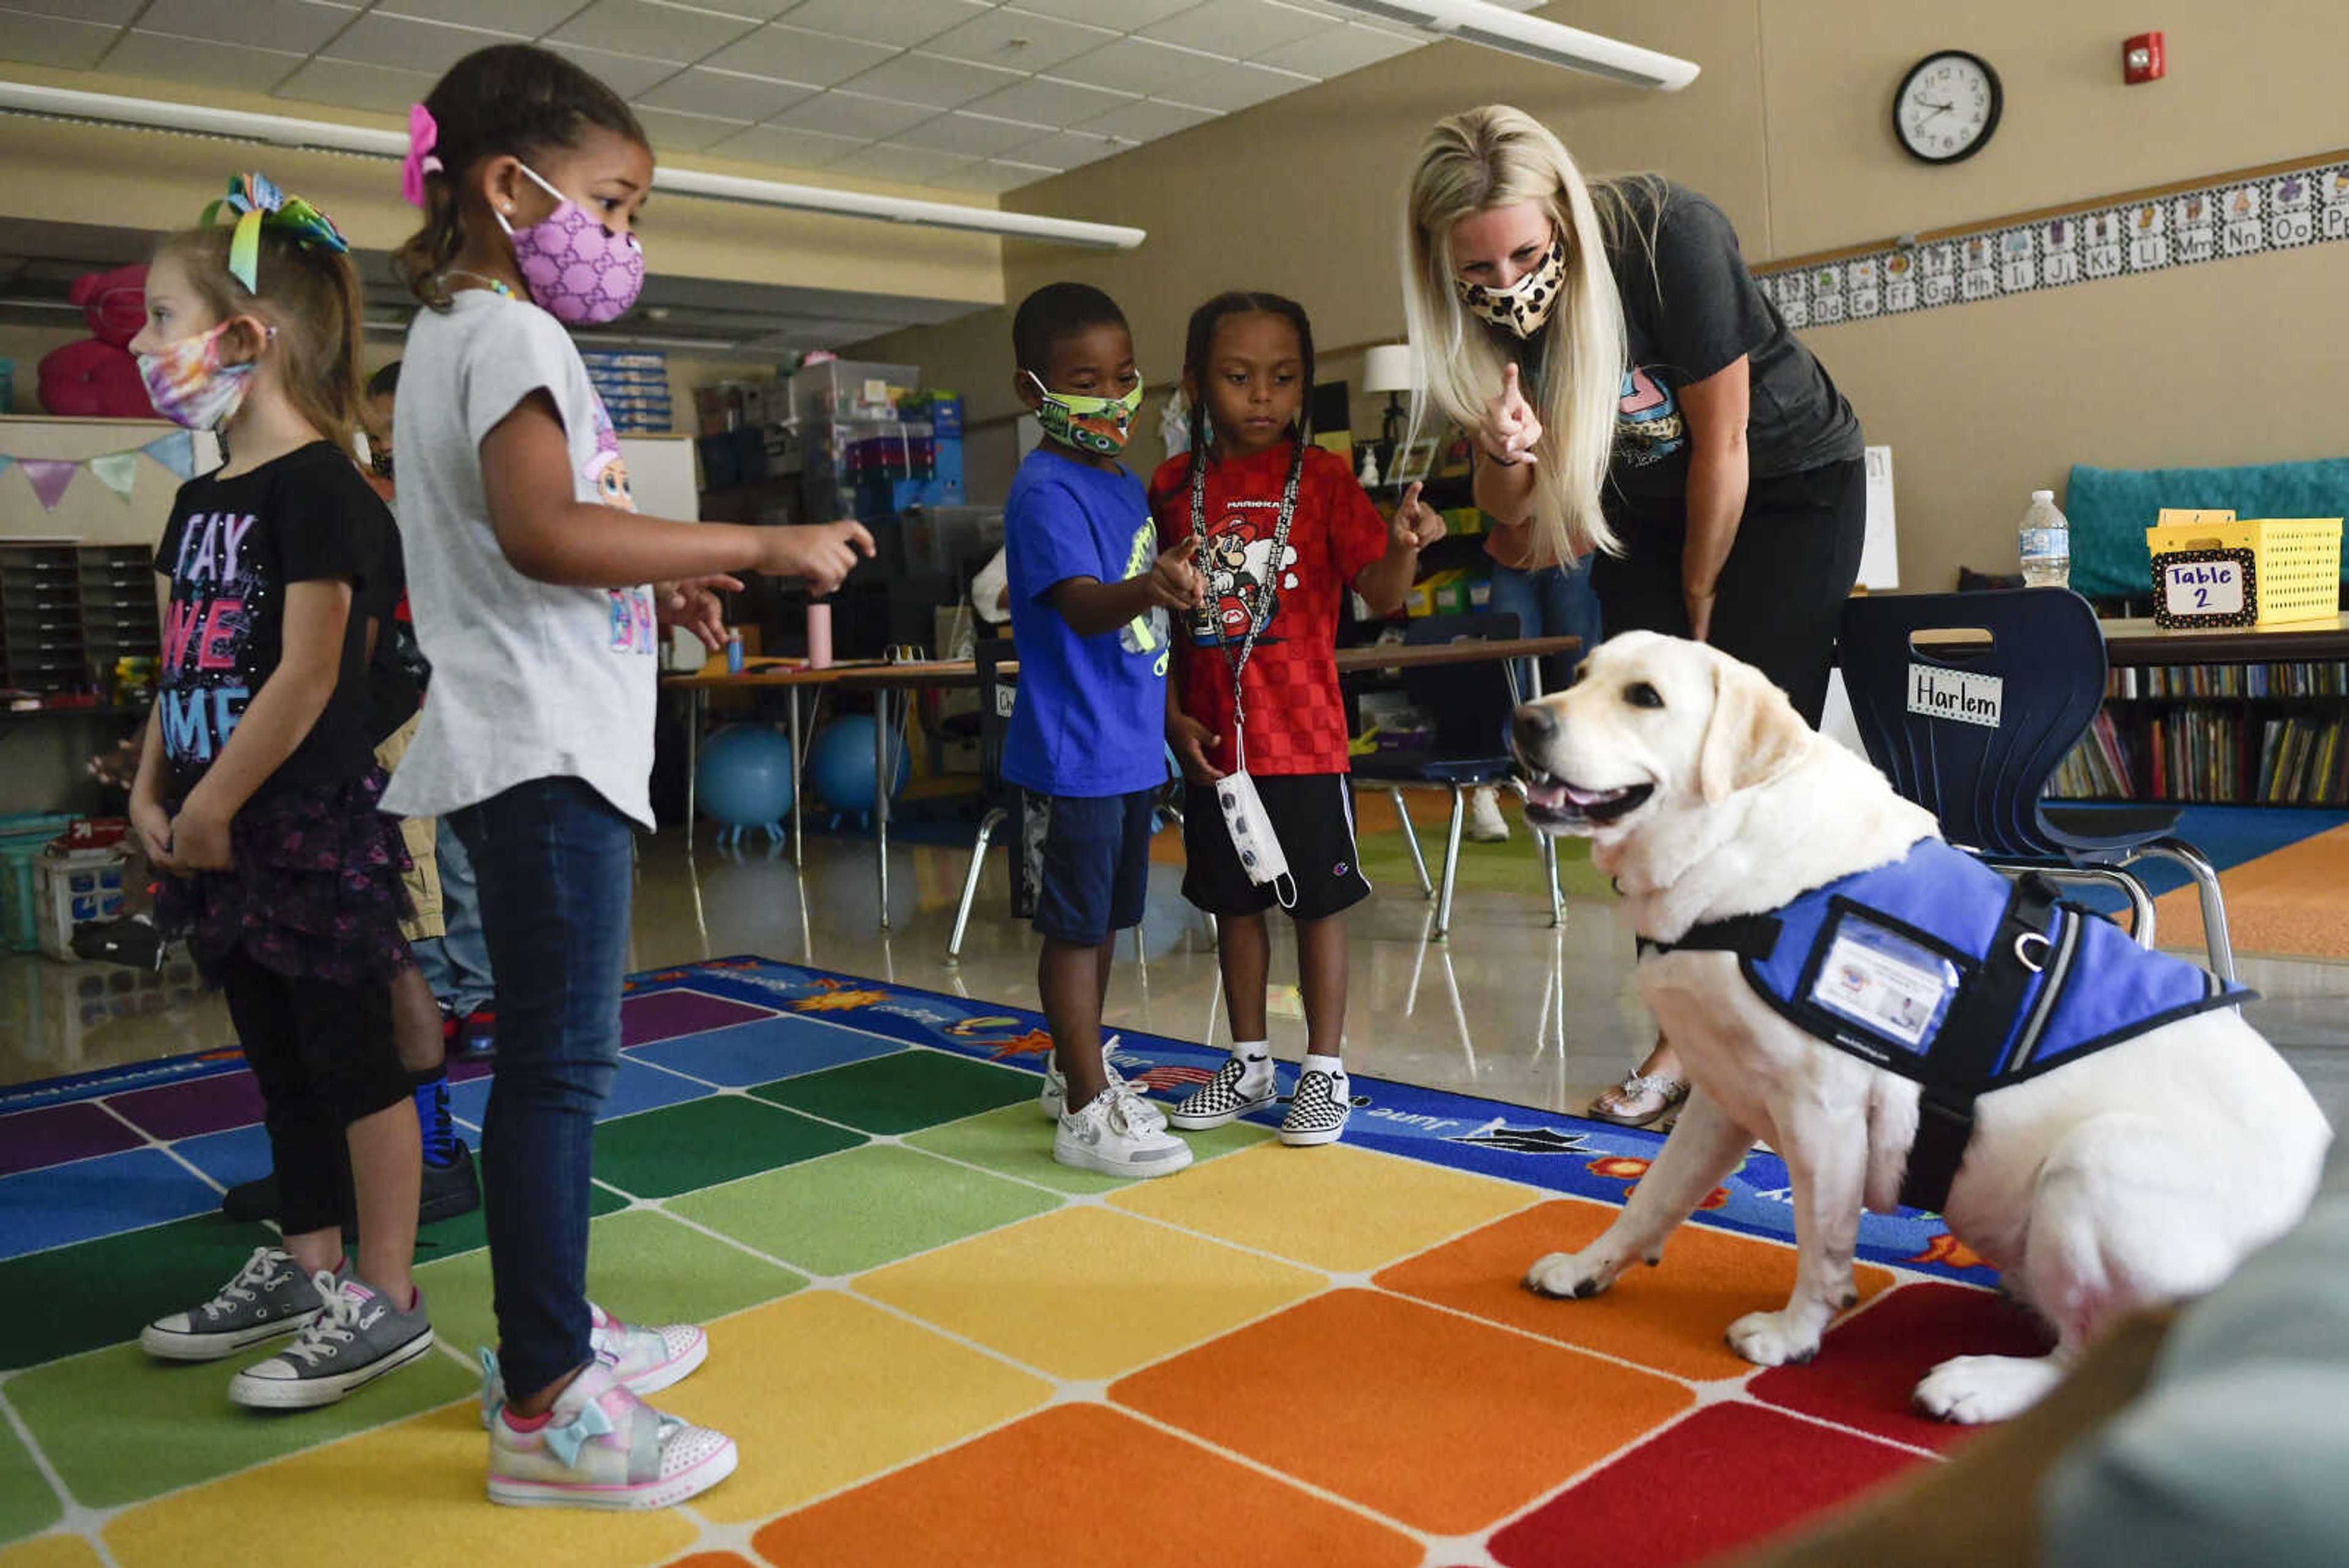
[[1488, 556, 1604, 698], [412, 816, 495, 1015], [449, 776, 633, 1400]]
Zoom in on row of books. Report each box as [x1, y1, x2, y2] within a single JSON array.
[[2105, 661, 2349, 700], [2049, 708, 2349, 804]]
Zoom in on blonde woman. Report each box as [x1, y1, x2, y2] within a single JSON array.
[[1403, 105, 1865, 1126]]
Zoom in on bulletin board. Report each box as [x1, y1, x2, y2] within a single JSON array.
[[1754, 147, 2349, 328]]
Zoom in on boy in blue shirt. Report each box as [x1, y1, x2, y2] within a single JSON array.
[[1003, 282, 1203, 1178]]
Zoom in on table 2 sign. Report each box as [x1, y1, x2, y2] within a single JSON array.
[[2153, 548, 2258, 628]]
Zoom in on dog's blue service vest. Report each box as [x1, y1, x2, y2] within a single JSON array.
[[1655, 838, 2252, 1213]]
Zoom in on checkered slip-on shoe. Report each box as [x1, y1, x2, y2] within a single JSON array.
[[1279, 1066, 1351, 1147], [1168, 1053, 1278, 1131]]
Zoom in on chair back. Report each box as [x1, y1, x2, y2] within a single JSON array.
[[1400, 612, 1523, 765], [973, 637, 1019, 809], [1836, 589, 2107, 856]]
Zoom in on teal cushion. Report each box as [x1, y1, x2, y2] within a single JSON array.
[[2065, 458, 2349, 598]]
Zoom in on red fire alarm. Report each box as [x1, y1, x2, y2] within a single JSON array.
[[2124, 31, 2165, 83]]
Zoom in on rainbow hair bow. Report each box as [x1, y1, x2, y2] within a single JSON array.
[[199, 172, 350, 294]]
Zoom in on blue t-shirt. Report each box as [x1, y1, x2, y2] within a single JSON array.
[[1002, 447, 1170, 798]]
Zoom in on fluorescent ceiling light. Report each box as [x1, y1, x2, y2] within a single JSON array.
[[0, 81, 1147, 251], [1324, 0, 1698, 89]]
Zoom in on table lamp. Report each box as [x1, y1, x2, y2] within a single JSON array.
[[1362, 344, 1414, 464]]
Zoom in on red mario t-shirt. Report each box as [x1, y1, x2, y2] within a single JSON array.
[[1150, 440, 1388, 776]]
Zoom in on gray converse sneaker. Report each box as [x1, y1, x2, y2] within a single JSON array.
[[1053, 1085, 1193, 1179], [229, 1272, 434, 1409], [1168, 1052, 1277, 1131], [1039, 1035, 1166, 1131], [1278, 1065, 1351, 1147], [141, 1246, 325, 1361]]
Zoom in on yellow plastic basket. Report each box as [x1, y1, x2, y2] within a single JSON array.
[[2144, 515, 2342, 625]]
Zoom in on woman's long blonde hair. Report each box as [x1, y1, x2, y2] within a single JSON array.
[[1403, 104, 1632, 561]]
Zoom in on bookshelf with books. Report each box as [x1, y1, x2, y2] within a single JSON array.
[[2047, 661, 2349, 806]]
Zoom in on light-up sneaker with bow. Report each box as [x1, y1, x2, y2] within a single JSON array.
[[478, 1302, 709, 1427], [487, 1360, 736, 1510]]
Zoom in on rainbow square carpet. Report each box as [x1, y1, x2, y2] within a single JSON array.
[[0, 957, 2027, 1568]]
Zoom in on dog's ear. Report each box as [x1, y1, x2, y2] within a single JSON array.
[[1696, 656, 1813, 803]]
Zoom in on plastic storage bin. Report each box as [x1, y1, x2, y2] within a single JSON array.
[[36, 848, 125, 960], [0, 812, 77, 953], [790, 360, 918, 425], [2145, 515, 2343, 626]]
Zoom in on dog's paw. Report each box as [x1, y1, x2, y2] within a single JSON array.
[[1912, 1354, 2064, 1424], [1524, 1252, 1611, 1300], [1725, 1309, 1821, 1367]]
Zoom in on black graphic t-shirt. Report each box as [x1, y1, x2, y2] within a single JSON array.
[[151, 440, 401, 801], [1600, 180, 1862, 505]]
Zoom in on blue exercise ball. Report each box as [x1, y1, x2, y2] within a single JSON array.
[[807, 713, 911, 816], [697, 724, 794, 827]]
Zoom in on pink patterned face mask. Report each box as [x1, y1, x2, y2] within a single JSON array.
[[138, 318, 264, 432], [497, 163, 645, 326]]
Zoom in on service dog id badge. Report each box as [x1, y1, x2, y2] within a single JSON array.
[[1808, 914, 1960, 1053]]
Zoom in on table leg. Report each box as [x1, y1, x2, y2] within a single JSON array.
[[686, 688, 704, 853], [875, 690, 894, 932], [787, 688, 806, 870]]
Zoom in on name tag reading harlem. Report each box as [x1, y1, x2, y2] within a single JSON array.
[[1907, 664, 2004, 729]]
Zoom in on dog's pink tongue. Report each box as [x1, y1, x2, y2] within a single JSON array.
[[1523, 779, 1567, 809], [1560, 783, 1616, 807]]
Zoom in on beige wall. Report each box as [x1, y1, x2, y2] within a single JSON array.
[[861, 0, 2349, 593]]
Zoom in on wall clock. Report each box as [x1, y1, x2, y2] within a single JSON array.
[[1895, 51, 2002, 165]]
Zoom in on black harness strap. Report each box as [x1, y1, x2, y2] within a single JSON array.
[[1898, 875, 2061, 1214], [1649, 914, 1781, 962]]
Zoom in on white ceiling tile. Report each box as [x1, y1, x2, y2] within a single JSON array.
[[894, 110, 1050, 155], [1251, 18, 1418, 75], [134, 0, 355, 54], [629, 105, 755, 150], [321, 12, 521, 73], [549, 0, 759, 64], [772, 0, 987, 48], [1001, 127, 1132, 171], [826, 141, 976, 184], [920, 7, 1116, 75], [538, 39, 686, 96], [376, 0, 581, 29], [707, 23, 897, 86], [963, 73, 1132, 128], [1053, 36, 1224, 95], [636, 65, 818, 121], [1010, 0, 1197, 30], [1157, 58, 1311, 111], [839, 50, 1022, 111], [103, 30, 309, 94], [275, 56, 445, 114], [1140, 0, 1323, 56], [4, 0, 141, 20], [1072, 95, 1214, 141], [0, 7, 120, 68], [704, 120, 867, 168], [925, 158, 1058, 194], [770, 89, 935, 139], [682, 0, 801, 17]]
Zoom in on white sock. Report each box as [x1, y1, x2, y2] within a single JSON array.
[[1231, 1042, 1272, 1086], [1303, 1052, 1345, 1080]]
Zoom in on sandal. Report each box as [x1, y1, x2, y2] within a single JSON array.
[[1586, 1071, 1689, 1128]]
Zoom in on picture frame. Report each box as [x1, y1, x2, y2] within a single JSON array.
[[1390, 436, 1438, 484]]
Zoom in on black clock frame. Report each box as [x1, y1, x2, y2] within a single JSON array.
[[1894, 50, 2003, 165]]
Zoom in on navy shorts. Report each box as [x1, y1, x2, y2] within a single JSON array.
[[1182, 773, 1371, 921], [1023, 787, 1158, 944]]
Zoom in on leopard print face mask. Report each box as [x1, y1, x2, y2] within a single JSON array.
[[1454, 235, 1567, 339]]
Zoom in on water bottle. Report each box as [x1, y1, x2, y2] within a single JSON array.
[[2019, 489, 2070, 589]]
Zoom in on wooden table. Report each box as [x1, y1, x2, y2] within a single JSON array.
[[664, 634, 1582, 932], [2098, 612, 2349, 667]]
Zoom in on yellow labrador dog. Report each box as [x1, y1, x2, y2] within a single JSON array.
[[1510, 631, 2328, 1422]]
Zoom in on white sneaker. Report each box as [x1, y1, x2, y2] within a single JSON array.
[[1466, 787, 1510, 842], [480, 1302, 710, 1427], [1038, 1035, 1166, 1130], [1053, 1085, 1193, 1179], [488, 1362, 735, 1511]]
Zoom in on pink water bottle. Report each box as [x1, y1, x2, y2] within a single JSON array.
[[806, 601, 833, 669]]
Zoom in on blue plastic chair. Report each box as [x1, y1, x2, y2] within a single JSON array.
[[1349, 612, 1564, 940], [1836, 588, 2235, 979]]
